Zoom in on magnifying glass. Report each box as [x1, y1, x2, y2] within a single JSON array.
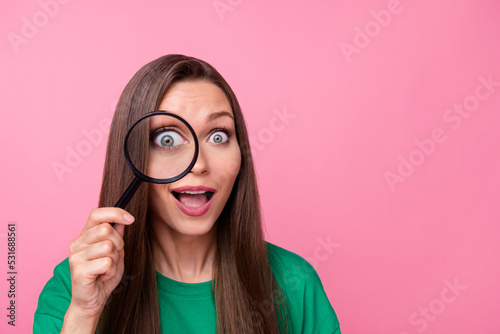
[[111, 111, 199, 219]]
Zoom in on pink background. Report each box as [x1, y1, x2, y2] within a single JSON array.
[[1, 0, 500, 333]]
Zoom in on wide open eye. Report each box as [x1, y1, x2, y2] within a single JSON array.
[[209, 131, 229, 144], [153, 129, 185, 149]]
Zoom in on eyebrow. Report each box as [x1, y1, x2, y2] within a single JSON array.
[[206, 111, 234, 122]]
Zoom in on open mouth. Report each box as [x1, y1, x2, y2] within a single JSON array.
[[172, 190, 214, 208]]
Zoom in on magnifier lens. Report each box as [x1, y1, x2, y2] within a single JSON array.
[[126, 113, 196, 180]]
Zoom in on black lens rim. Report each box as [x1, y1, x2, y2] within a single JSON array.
[[123, 111, 199, 184]]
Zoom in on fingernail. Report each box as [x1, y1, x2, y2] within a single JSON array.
[[123, 213, 135, 223]]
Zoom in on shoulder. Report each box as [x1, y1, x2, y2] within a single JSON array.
[[37, 257, 72, 294], [265, 241, 342, 333], [265, 241, 327, 301], [265, 241, 304, 264], [41, 257, 72, 294], [52, 257, 72, 280], [33, 257, 72, 332], [265, 241, 320, 286]]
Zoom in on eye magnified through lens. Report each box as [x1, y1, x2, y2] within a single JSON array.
[[112, 111, 199, 213]]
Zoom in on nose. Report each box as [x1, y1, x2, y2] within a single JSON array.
[[189, 146, 209, 175]]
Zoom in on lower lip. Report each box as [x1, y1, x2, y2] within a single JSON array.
[[172, 193, 215, 217]]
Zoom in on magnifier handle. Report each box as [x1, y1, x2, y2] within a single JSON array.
[[110, 176, 143, 227]]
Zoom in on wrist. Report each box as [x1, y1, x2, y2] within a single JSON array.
[[61, 302, 101, 334]]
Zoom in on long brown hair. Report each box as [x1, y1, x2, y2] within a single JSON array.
[[96, 55, 290, 333]]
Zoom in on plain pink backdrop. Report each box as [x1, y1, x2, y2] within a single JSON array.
[[1, 0, 500, 333]]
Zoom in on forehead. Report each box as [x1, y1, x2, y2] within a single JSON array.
[[158, 80, 232, 121]]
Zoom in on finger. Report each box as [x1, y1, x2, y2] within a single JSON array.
[[74, 240, 121, 266], [82, 208, 135, 234], [72, 257, 115, 281], [114, 223, 125, 238], [81, 223, 125, 252], [99, 261, 118, 282]]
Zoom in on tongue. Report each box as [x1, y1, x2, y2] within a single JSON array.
[[177, 193, 208, 208]]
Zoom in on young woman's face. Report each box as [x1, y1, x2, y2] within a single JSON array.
[[147, 80, 241, 237]]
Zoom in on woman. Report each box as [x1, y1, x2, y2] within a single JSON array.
[[33, 54, 341, 333]]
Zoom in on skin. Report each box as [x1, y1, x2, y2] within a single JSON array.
[[62, 80, 241, 333], [149, 80, 241, 283], [63, 209, 134, 334]]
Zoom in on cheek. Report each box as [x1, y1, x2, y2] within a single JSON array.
[[148, 184, 170, 210], [213, 147, 241, 185], [148, 184, 160, 198]]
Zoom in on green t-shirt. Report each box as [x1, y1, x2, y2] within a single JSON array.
[[33, 242, 341, 333]]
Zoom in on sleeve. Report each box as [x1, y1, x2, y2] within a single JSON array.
[[300, 267, 341, 334], [267, 242, 341, 334], [33, 258, 72, 334]]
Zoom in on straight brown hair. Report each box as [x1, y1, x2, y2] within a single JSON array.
[[96, 55, 290, 333]]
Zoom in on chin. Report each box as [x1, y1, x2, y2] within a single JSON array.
[[171, 221, 217, 237], [157, 211, 216, 234]]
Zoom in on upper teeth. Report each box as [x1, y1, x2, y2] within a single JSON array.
[[179, 191, 207, 194]]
